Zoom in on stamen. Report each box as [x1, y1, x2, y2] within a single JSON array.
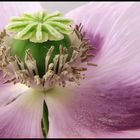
[[59, 45, 63, 55], [72, 67, 87, 71], [15, 56, 25, 70], [87, 54, 96, 58], [89, 46, 96, 50], [25, 49, 38, 76], [0, 30, 6, 42], [53, 55, 59, 73], [34, 75, 42, 86], [0, 23, 97, 90], [87, 62, 98, 66], [45, 46, 54, 71]]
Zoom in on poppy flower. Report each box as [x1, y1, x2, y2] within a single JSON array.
[[0, 2, 140, 138]]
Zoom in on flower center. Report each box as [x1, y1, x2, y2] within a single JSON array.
[[0, 11, 97, 91], [10, 34, 72, 77]]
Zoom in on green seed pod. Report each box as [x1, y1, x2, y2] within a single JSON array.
[[11, 34, 72, 77]]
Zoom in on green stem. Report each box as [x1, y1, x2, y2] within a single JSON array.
[[41, 101, 49, 138]]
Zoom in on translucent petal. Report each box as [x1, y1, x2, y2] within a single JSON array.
[[45, 2, 140, 138], [0, 89, 44, 138]]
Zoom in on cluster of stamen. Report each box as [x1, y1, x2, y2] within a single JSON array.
[[0, 24, 97, 90]]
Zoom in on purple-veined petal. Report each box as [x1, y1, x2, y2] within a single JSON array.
[[45, 2, 140, 138], [67, 1, 140, 111], [46, 81, 140, 138], [66, 2, 134, 61], [0, 89, 44, 138], [0, 2, 42, 31]]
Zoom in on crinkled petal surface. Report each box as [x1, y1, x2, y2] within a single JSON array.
[[0, 2, 42, 31], [46, 2, 140, 138], [0, 89, 44, 138]]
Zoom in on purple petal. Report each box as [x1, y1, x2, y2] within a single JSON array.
[[0, 89, 44, 138], [0, 2, 42, 31], [46, 81, 140, 138], [0, 71, 26, 107], [66, 2, 134, 61], [0, 83, 29, 107], [45, 2, 140, 138]]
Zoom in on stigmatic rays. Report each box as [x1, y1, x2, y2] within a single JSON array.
[[6, 11, 73, 43]]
